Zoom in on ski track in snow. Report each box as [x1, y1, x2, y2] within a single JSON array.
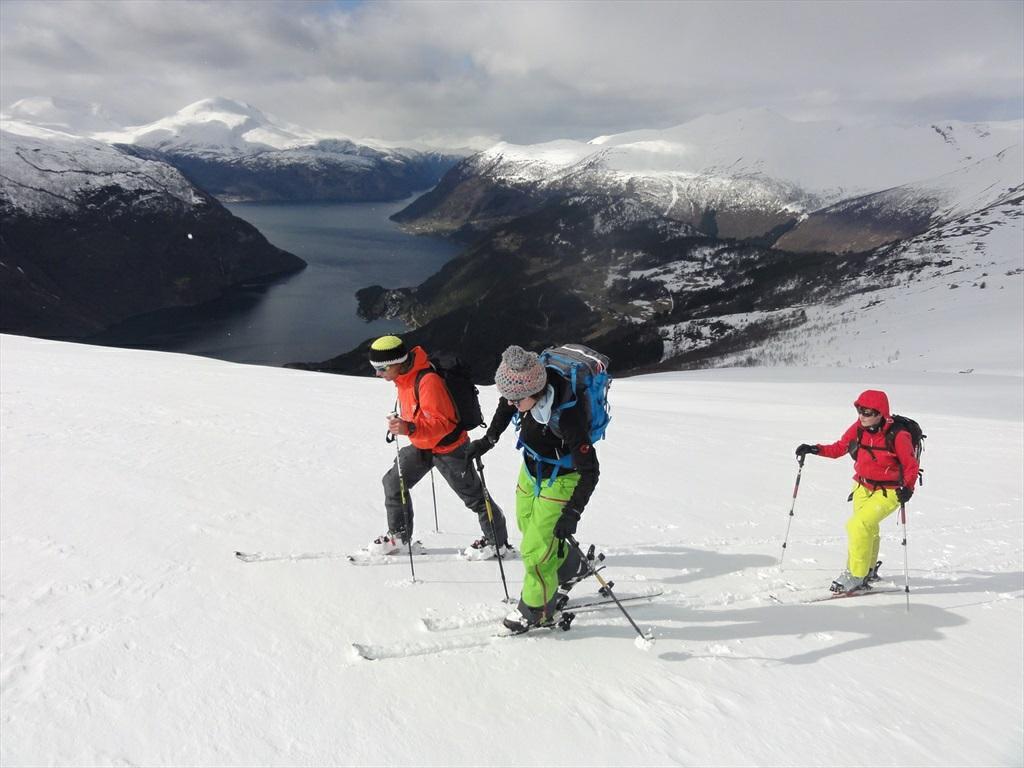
[[1, 335, 1022, 766]]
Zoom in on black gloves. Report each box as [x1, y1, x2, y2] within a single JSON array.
[[553, 507, 581, 540], [795, 444, 820, 457], [465, 436, 495, 465], [896, 486, 914, 504]]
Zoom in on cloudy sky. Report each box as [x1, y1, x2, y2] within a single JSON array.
[[1, 0, 1021, 145]]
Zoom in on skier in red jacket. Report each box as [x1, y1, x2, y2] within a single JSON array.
[[795, 390, 919, 594]]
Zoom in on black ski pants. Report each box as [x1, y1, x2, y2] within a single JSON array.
[[383, 442, 508, 545]]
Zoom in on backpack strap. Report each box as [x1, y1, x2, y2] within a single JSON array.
[[517, 436, 575, 496], [850, 425, 879, 461], [550, 362, 579, 416], [412, 368, 430, 417], [412, 367, 463, 447]]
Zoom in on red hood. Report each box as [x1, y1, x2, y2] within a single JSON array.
[[394, 345, 431, 387], [854, 389, 891, 419]]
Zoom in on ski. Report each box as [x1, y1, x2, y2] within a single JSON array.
[[420, 588, 664, 632], [235, 550, 348, 563], [346, 546, 482, 566], [353, 635, 500, 660], [353, 613, 581, 661], [768, 586, 904, 605], [564, 587, 664, 612], [354, 589, 664, 660]]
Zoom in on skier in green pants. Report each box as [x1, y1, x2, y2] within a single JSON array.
[[465, 345, 600, 633]]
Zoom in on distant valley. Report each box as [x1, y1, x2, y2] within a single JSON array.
[[0, 97, 464, 339], [294, 110, 1022, 380]]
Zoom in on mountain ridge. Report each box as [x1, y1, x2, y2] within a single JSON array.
[[393, 110, 1022, 246], [0, 120, 305, 338], [6, 97, 468, 204]]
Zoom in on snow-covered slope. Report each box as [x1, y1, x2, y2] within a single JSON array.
[[0, 119, 204, 217], [1, 334, 1021, 766], [657, 197, 1024, 373]]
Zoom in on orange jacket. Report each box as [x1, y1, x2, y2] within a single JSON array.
[[393, 346, 466, 454]]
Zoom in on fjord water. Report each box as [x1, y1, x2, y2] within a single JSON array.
[[89, 199, 461, 366]]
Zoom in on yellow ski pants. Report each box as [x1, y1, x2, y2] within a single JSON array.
[[846, 483, 901, 578]]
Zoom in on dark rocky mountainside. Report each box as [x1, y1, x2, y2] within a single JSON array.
[[1, 126, 305, 339], [288, 194, 898, 381], [292, 179, 1020, 382], [119, 141, 457, 203]]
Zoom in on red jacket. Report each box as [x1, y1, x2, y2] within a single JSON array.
[[393, 346, 466, 454], [817, 390, 920, 490]]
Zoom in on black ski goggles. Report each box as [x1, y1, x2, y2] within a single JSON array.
[[856, 406, 881, 418]]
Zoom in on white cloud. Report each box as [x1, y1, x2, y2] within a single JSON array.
[[1, 0, 1021, 145]]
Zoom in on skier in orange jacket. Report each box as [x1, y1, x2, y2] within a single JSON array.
[[364, 335, 510, 560]]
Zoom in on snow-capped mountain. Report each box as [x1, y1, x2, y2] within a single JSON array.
[[1, 120, 203, 218], [394, 109, 1023, 247], [95, 97, 320, 154], [0, 120, 305, 338], [94, 98, 462, 202]]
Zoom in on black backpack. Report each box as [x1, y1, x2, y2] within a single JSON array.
[[849, 414, 926, 484], [413, 355, 485, 446]]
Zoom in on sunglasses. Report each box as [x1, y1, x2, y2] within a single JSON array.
[[508, 394, 539, 406], [856, 406, 880, 417], [370, 362, 392, 372]]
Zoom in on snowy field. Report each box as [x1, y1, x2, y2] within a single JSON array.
[[1, 334, 1022, 766]]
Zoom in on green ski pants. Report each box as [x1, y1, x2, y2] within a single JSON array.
[[514, 464, 579, 612]]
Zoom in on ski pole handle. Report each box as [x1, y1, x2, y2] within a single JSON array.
[[385, 412, 399, 443]]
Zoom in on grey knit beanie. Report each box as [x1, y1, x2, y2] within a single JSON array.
[[494, 345, 548, 401]]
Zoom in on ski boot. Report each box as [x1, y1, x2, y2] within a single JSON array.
[[829, 569, 871, 595], [555, 543, 606, 609]]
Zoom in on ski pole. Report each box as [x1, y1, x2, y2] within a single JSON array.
[[429, 468, 439, 533], [393, 430, 416, 582], [779, 454, 806, 570], [566, 535, 653, 643], [473, 457, 511, 602], [899, 501, 910, 612]]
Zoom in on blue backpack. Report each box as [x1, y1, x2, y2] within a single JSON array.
[[540, 344, 612, 444], [516, 344, 612, 493]]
